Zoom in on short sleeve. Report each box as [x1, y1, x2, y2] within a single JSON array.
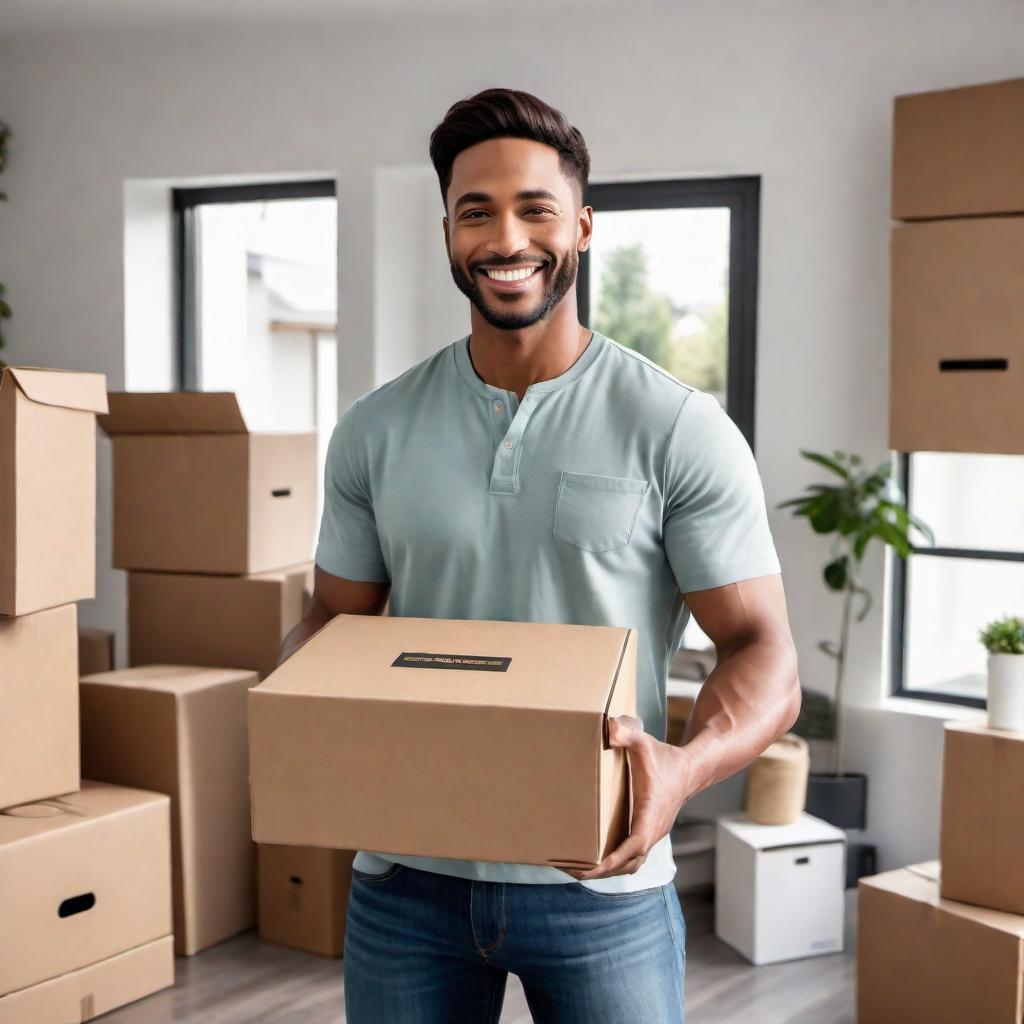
[[314, 398, 390, 583], [662, 390, 781, 594]]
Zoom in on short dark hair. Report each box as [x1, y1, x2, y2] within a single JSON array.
[[429, 88, 590, 213]]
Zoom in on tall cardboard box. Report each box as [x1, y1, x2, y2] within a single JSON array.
[[80, 665, 260, 955], [940, 722, 1024, 916], [0, 603, 79, 810], [257, 844, 355, 957], [249, 614, 638, 869], [0, 781, 173, 1000], [858, 861, 1024, 1023], [714, 812, 846, 965], [0, 366, 108, 616], [128, 563, 313, 680], [78, 626, 115, 676], [889, 216, 1024, 455], [892, 77, 1024, 220], [99, 391, 317, 574]]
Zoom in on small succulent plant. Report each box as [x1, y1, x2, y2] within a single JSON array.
[[979, 616, 1024, 656]]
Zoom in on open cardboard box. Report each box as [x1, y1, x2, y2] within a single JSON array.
[[248, 614, 638, 870], [0, 366, 108, 616], [99, 391, 316, 574]]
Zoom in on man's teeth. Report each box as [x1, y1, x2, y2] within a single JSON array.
[[484, 267, 540, 281]]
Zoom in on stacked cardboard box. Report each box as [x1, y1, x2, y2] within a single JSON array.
[[858, 725, 1024, 1022], [0, 366, 175, 1021], [861, 77, 1024, 1021], [889, 76, 1024, 456], [93, 390, 329, 956]]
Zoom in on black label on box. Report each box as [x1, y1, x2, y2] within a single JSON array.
[[392, 652, 511, 672]]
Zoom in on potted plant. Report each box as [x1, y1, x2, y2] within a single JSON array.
[[777, 449, 934, 830], [979, 615, 1024, 731]]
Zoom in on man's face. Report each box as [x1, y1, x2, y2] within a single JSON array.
[[443, 137, 591, 331]]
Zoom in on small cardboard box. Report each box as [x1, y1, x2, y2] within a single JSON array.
[[0, 781, 172, 999], [858, 861, 1024, 1023], [78, 627, 115, 677], [99, 391, 317, 574], [80, 665, 260, 956], [714, 811, 846, 965], [0, 935, 174, 1024], [940, 722, 1024, 916], [257, 844, 355, 958], [0, 603, 79, 811], [889, 216, 1024, 455], [0, 366, 108, 616], [892, 77, 1024, 220], [129, 563, 313, 680], [249, 614, 638, 869]]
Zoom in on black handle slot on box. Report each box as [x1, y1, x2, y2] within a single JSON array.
[[59, 892, 96, 918], [271, 488, 292, 498], [939, 358, 1009, 372], [794, 856, 810, 865], [289, 875, 303, 886]]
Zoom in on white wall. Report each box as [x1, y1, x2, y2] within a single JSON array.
[[1, 0, 1020, 868]]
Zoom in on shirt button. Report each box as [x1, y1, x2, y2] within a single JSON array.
[[493, 402, 503, 414], [503, 440, 514, 450]]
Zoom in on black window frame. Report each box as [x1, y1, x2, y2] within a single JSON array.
[[889, 450, 1024, 709], [171, 179, 337, 391], [578, 176, 761, 451]]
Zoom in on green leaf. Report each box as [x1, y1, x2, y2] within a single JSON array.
[[800, 450, 851, 480], [824, 555, 848, 591], [809, 493, 841, 533]]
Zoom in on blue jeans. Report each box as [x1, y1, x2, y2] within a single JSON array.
[[343, 861, 686, 1023]]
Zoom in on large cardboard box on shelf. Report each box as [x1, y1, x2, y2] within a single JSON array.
[[0, 366, 108, 616], [129, 563, 313, 680], [0, 782, 172, 1002], [940, 722, 1024, 916], [0, 936, 174, 1024], [249, 614, 638, 869], [78, 626, 115, 676], [892, 77, 1024, 220], [257, 844, 355, 958], [889, 216, 1024, 455], [0, 603, 79, 811], [858, 861, 1024, 1023], [99, 391, 317, 574], [80, 665, 260, 956]]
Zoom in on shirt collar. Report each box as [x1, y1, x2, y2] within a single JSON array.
[[452, 329, 608, 399]]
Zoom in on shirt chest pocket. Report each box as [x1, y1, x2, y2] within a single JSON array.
[[553, 471, 651, 553]]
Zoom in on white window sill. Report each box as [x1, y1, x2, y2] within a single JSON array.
[[877, 694, 988, 724]]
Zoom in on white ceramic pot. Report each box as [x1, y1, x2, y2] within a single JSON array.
[[987, 653, 1024, 731]]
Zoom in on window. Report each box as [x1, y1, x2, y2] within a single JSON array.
[[578, 178, 761, 653], [578, 177, 760, 449], [890, 451, 1024, 708], [173, 180, 338, 524]]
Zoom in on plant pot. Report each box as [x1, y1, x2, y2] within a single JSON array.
[[988, 653, 1024, 731], [845, 841, 877, 889], [805, 771, 867, 830]]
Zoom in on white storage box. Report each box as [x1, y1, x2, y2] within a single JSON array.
[[714, 811, 845, 965]]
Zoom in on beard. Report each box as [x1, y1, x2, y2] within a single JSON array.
[[449, 247, 579, 331]]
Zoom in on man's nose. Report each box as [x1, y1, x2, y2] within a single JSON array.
[[486, 212, 530, 257]]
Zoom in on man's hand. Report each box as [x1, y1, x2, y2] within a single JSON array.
[[565, 714, 696, 881]]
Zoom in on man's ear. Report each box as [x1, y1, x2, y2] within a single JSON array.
[[577, 205, 594, 253], [443, 216, 451, 262]]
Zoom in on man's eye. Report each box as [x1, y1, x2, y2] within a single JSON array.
[[464, 211, 486, 219], [526, 208, 551, 215]]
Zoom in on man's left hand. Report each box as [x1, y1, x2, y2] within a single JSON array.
[[565, 714, 697, 881]]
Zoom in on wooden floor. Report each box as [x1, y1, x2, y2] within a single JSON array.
[[102, 889, 857, 1023]]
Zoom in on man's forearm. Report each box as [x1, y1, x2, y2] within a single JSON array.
[[677, 637, 800, 800], [278, 599, 333, 667]]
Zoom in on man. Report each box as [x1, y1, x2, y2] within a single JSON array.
[[280, 88, 800, 1023]]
